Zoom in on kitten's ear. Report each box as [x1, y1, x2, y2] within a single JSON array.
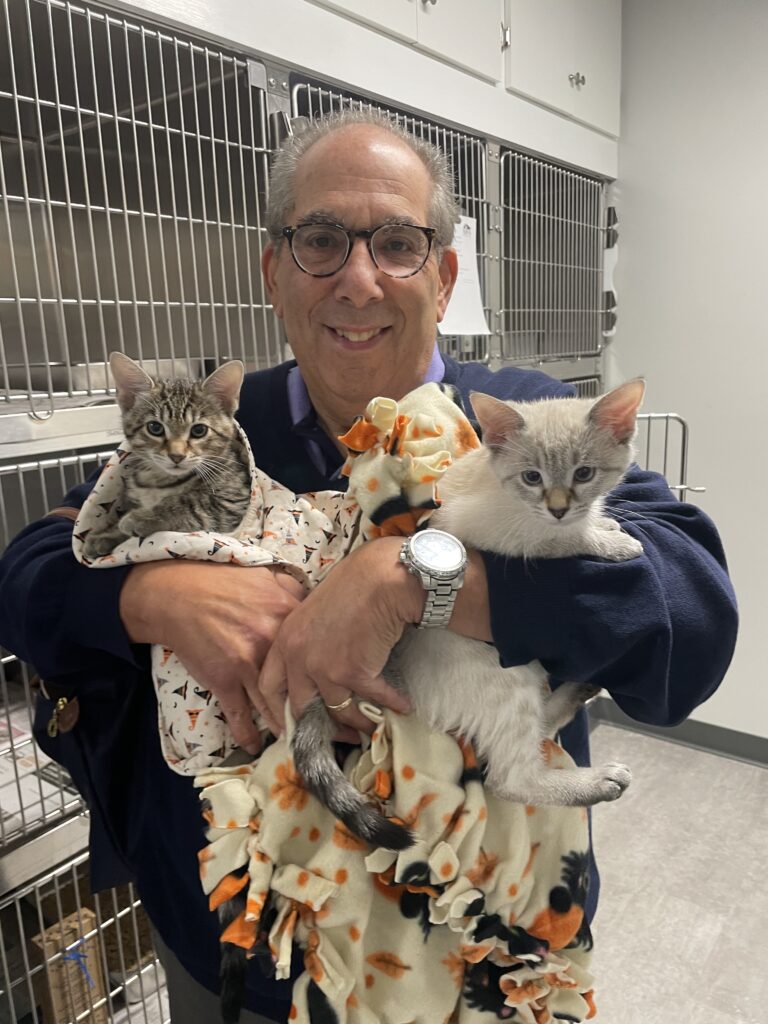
[[203, 360, 244, 415], [589, 378, 646, 442], [109, 351, 154, 412], [469, 391, 525, 449]]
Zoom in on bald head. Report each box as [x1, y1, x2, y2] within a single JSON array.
[[265, 110, 459, 247]]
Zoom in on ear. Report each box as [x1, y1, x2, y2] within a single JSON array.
[[262, 241, 285, 319], [203, 360, 244, 415], [469, 391, 525, 449], [435, 246, 459, 322], [109, 351, 154, 412], [589, 378, 646, 442]]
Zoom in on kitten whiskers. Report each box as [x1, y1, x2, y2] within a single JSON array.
[[606, 506, 654, 532]]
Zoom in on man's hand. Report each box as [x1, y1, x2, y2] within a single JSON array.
[[119, 561, 305, 752], [258, 537, 420, 738]]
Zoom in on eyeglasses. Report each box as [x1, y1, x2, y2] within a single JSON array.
[[280, 222, 436, 279]]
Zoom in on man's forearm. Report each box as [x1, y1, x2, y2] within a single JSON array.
[[119, 561, 217, 645], [448, 549, 493, 642]]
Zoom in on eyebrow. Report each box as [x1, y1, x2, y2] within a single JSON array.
[[295, 210, 423, 228]]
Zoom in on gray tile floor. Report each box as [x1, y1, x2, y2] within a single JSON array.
[[588, 724, 768, 1024]]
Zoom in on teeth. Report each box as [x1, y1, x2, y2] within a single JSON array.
[[334, 328, 380, 342]]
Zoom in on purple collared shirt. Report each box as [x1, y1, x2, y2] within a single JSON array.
[[286, 344, 445, 479]]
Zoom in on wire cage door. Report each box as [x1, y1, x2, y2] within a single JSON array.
[[0, 0, 282, 416], [500, 149, 607, 364], [0, 448, 120, 854], [0, 849, 168, 1024]]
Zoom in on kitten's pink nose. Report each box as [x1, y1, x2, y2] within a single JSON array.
[[169, 453, 186, 465], [549, 507, 568, 520]]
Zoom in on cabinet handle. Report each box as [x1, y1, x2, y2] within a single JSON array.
[[569, 72, 586, 87], [421, 0, 438, 5]]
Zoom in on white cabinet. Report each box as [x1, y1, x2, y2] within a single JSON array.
[[307, 0, 418, 43], [308, 0, 503, 83], [416, 0, 502, 82], [571, 0, 621, 135], [504, 0, 621, 136]]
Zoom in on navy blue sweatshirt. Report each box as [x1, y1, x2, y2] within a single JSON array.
[[0, 357, 737, 1020]]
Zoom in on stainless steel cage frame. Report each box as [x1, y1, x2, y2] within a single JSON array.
[[0, 849, 167, 1024], [1, 0, 282, 419], [636, 413, 704, 501], [500, 150, 606, 364], [566, 376, 602, 398], [0, 447, 112, 855]]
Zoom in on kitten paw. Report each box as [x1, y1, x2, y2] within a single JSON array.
[[82, 531, 126, 560], [597, 516, 621, 532], [593, 762, 632, 801], [599, 531, 644, 561], [118, 510, 153, 537]]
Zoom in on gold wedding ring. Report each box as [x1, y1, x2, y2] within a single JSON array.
[[324, 694, 354, 712]]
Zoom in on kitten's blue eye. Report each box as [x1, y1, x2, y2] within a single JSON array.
[[146, 421, 164, 437], [189, 423, 208, 439], [521, 470, 542, 486], [574, 466, 595, 483]]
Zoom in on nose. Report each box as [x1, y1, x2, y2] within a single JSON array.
[[333, 237, 385, 307], [169, 453, 186, 465], [546, 486, 570, 520]]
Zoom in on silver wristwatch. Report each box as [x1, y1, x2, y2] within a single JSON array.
[[399, 528, 467, 629]]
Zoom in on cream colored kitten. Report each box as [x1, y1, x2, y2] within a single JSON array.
[[292, 380, 645, 849]]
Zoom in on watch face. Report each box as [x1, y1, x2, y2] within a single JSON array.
[[411, 530, 465, 573]]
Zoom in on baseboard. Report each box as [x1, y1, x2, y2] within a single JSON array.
[[588, 696, 768, 767]]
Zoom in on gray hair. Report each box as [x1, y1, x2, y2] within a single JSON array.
[[265, 109, 459, 248]]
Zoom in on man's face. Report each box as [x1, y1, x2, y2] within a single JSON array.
[[263, 126, 458, 423]]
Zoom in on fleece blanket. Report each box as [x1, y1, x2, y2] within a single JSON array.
[[72, 382, 596, 1023]]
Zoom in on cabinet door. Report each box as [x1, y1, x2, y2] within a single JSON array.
[[573, 0, 621, 136], [416, 0, 503, 82], [504, 0, 574, 116], [307, 0, 418, 43], [505, 0, 621, 135]]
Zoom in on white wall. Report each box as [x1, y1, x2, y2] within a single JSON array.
[[608, 0, 768, 738]]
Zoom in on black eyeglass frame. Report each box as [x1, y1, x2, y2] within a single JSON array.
[[280, 222, 437, 279]]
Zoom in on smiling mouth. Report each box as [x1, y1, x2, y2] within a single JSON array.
[[329, 326, 387, 343]]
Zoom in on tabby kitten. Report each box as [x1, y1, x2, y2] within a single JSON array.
[[82, 352, 250, 560], [292, 379, 645, 851], [82, 353, 253, 1022]]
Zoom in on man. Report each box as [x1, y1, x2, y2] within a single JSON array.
[[0, 110, 737, 1022]]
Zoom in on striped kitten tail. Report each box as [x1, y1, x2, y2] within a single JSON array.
[[218, 883, 248, 1024], [292, 697, 415, 851]]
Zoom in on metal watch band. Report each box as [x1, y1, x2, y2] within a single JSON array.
[[400, 530, 467, 630], [419, 579, 462, 629]]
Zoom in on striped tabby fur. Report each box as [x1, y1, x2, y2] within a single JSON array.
[[82, 352, 250, 559], [82, 353, 252, 1021]]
